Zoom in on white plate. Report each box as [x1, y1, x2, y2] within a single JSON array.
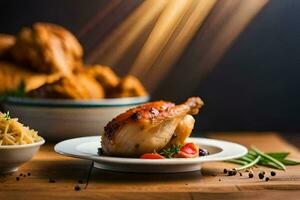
[[54, 136, 247, 173]]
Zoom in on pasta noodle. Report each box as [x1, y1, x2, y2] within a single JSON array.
[[0, 112, 43, 145]]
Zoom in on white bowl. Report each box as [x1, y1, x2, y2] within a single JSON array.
[[2, 96, 149, 141], [0, 139, 45, 174]]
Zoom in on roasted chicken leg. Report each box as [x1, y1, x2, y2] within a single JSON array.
[[101, 97, 204, 157]]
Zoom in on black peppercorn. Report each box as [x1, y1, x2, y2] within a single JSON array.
[[239, 172, 242, 176], [270, 171, 276, 176], [16, 177, 20, 181], [228, 170, 237, 176], [258, 172, 264, 179], [74, 185, 81, 191], [223, 169, 228, 174], [249, 173, 254, 178], [265, 177, 270, 182], [19, 173, 23, 176], [27, 172, 31, 176], [228, 170, 234, 176]]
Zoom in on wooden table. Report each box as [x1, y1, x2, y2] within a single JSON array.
[[0, 132, 299, 200]]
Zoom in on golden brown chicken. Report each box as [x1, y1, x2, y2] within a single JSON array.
[[101, 97, 204, 157], [10, 23, 83, 75], [28, 73, 104, 99], [109, 75, 148, 98], [82, 65, 120, 92], [0, 23, 148, 100], [0, 61, 60, 93]]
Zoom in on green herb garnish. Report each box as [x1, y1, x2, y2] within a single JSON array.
[[3, 111, 11, 121], [226, 146, 300, 171], [159, 144, 182, 158]]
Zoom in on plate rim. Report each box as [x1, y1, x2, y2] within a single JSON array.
[[4, 96, 150, 108], [0, 138, 45, 149], [54, 136, 247, 165]]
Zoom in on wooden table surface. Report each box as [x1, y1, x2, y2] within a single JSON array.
[[0, 132, 299, 200]]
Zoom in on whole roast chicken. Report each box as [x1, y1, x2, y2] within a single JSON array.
[[101, 97, 204, 157]]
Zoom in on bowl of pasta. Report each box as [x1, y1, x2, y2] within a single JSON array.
[[0, 111, 44, 174]]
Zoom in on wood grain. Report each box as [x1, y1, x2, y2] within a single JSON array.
[[0, 132, 299, 200]]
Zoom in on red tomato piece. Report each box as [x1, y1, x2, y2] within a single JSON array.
[[180, 143, 199, 155], [173, 143, 199, 158], [140, 153, 165, 159]]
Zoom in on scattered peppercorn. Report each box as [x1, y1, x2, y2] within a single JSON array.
[[248, 173, 254, 178], [78, 180, 83, 184], [271, 171, 276, 176], [19, 173, 23, 176], [261, 171, 266, 175], [228, 170, 234, 176], [74, 185, 81, 191], [223, 169, 228, 174], [239, 172, 242, 176], [258, 172, 264, 179], [23, 175, 26, 177], [265, 177, 270, 182], [219, 178, 221, 181], [16, 177, 20, 181], [27, 173, 31, 176], [48, 178, 56, 183]]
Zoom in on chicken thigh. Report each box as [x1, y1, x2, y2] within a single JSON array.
[[101, 97, 204, 157]]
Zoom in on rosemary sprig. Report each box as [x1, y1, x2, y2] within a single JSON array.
[[235, 155, 261, 171], [251, 146, 286, 170], [226, 146, 300, 171], [159, 144, 182, 158]]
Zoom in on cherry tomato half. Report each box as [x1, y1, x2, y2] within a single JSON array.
[[140, 153, 165, 159], [180, 143, 199, 155], [174, 143, 199, 158]]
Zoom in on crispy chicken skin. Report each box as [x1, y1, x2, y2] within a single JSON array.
[[82, 65, 120, 91], [101, 97, 204, 157], [28, 73, 104, 99], [0, 61, 60, 93], [10, 23, 83, 75], [109, 75, 148, 98]]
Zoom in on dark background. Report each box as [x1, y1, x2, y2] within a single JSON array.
[[0, 0, 299, 133]]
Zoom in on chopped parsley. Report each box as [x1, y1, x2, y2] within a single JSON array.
[[3, 111, 11, 121]]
